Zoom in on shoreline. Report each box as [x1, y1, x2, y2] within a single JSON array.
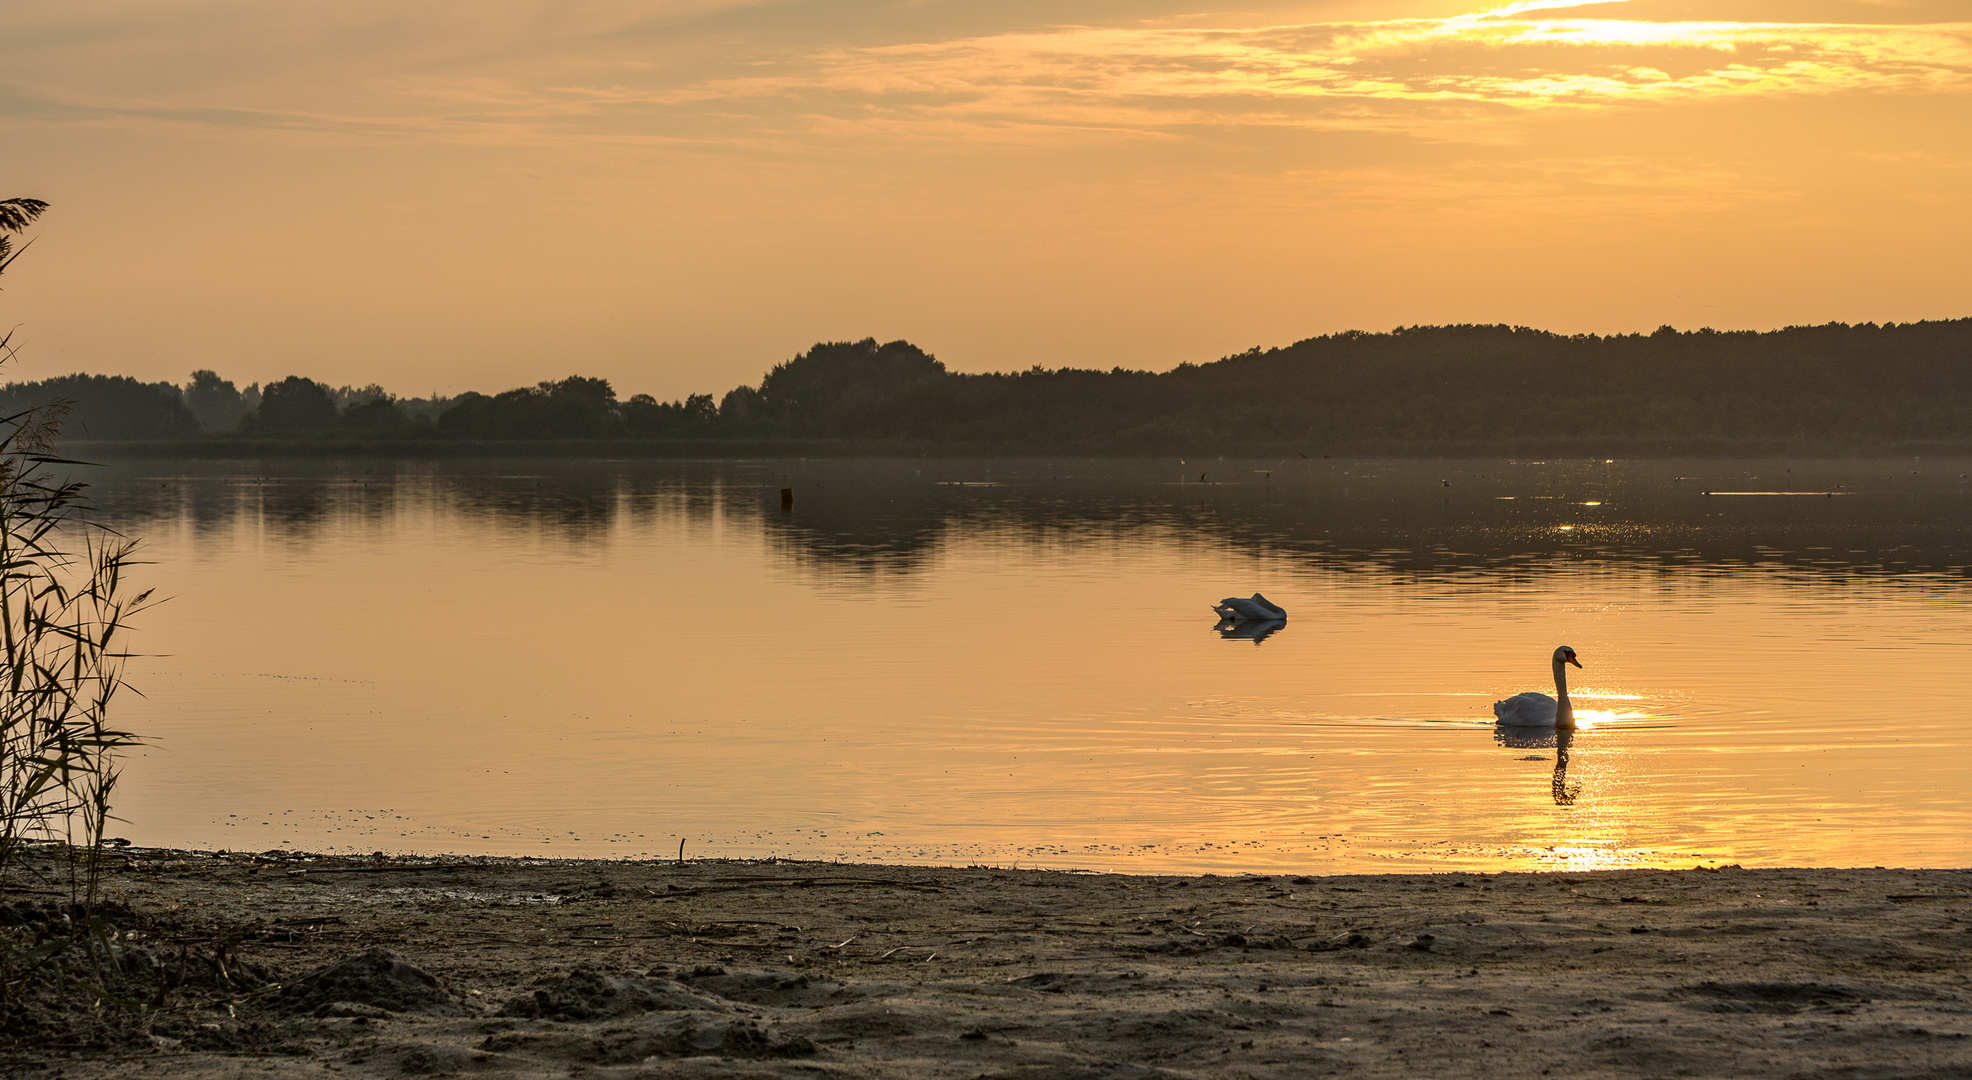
[[11, 847, 1969, 1077]]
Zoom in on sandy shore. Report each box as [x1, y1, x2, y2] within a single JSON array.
[[6, 849, 1969, 1078]]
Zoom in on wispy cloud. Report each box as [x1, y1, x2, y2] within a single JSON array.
[[8, 1, 1970, 148], [687, 11, 1972, 140]]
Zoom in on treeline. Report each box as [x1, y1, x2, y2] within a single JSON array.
[[0, 372, 458, 441], [15, 319, 1972, 446]]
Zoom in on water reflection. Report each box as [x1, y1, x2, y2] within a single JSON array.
[[1492, 712, 1584, 806], [1215, 618, 1286, 644], [73, 455, 1972, 873], [1552, 729, 1580, 807], [80, 456, 1972, 587], [1495, 726, 1564, 750], [1493, 703, 1648, 807]]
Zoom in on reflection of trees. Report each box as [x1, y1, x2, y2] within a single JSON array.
[[755, 460, 985, 578], [749, 459, 1972, 583], [441, 476, 617, 543], [76, 470, 237, 541], [762, 509, 946, 578], [78, 457, 1972, 584], [255, 479, 334, 539], [90, 460, 765, 550]]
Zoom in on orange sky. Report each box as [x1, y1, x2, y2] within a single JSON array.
[[3, 0, 1968, 399]]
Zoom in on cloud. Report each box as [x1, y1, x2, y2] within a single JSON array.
[[6, 1, 1969, 150], [702, 11, 1972, 142]]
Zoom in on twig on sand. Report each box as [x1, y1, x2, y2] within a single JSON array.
[[1570, 889, 1659, 904], [646, 879, 945, 899], [285, 865, 467, 876]]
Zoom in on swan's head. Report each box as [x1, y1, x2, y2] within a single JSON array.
[[1554, 645, 1582, 668]]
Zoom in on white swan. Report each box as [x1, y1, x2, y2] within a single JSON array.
[[1212, 593, 1286, 621], [1492, 646, 1582, 728]]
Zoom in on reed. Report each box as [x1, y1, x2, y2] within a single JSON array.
[[0, 397, 157, 1008], [0, 196, 155, 1013], [0, 398, 152, 891]]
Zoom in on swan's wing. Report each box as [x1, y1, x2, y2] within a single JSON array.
[[1493, 692, 1559, 725], [1222, 597, 1285, 621], [1217, 597, 1267, 620]]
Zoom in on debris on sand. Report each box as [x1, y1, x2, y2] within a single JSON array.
[[7, 850, 1969, 1078], [276, 949, 471, 1017], [498, 969, 726, 1020]]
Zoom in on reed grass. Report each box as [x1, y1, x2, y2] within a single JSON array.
[[0, 397, 152, 882], [0, 196, 156, 1014], [0, 396, 155, 1008]]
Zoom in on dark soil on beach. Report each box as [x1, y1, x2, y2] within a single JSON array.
[[4, 849, 1969, 1078]]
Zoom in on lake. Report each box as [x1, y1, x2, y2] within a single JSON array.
[[92, 455, 1972, 874]]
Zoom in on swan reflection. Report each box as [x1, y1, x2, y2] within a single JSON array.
[[1492, 725, 1583, 805], [1551, 728, 1580, 806], [1493, 725, 1563, 750], [1215, 618, 1285, 644]]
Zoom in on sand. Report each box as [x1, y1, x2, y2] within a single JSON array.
[[5, 848, 1969, 1078]]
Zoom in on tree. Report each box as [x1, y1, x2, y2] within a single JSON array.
[[183, 370, 249, 432], [719, 385, 762, 425], [339, 395, 411, 434], [537, 376, 616, 411], [244, 376, 338, 433], [755, 338, 946, 429], [0, 375, 200, 440], [437, 376, 620, 439], [621, 391, 718, 436]]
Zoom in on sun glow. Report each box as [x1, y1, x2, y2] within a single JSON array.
[[1530, 846, 1660, 873], [761, 3, 1972, 144], [1468, 0, 1635, 20], [1484, 16, 1754, 50], [1568, 709, 1623, 729]]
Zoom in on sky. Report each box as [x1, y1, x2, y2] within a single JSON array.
[[3, 0, 1969, 399]]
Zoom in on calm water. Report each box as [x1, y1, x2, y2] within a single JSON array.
[[89, 456, 1972, 873]]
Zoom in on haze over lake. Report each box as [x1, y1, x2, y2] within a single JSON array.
[[98, 456, 1972, 874]]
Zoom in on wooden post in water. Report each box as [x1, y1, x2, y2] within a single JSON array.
[[780, 487, 794, 510]]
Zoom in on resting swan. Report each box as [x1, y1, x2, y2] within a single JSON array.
[[1492, 646, 1582, 729], [1212, 593, 1286, 622]]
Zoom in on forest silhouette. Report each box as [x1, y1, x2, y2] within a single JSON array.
[[7, 320, 1970, 451]]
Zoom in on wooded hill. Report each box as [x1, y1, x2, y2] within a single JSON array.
[[15, 319, 1972, 450]]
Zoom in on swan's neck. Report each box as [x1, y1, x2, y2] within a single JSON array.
[[1553, 658, 1576, 730]]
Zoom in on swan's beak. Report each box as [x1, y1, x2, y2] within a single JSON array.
[[1566, 655, 1583, 668]]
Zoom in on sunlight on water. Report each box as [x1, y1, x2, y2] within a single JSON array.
[[89, 456, 1972, 874]]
